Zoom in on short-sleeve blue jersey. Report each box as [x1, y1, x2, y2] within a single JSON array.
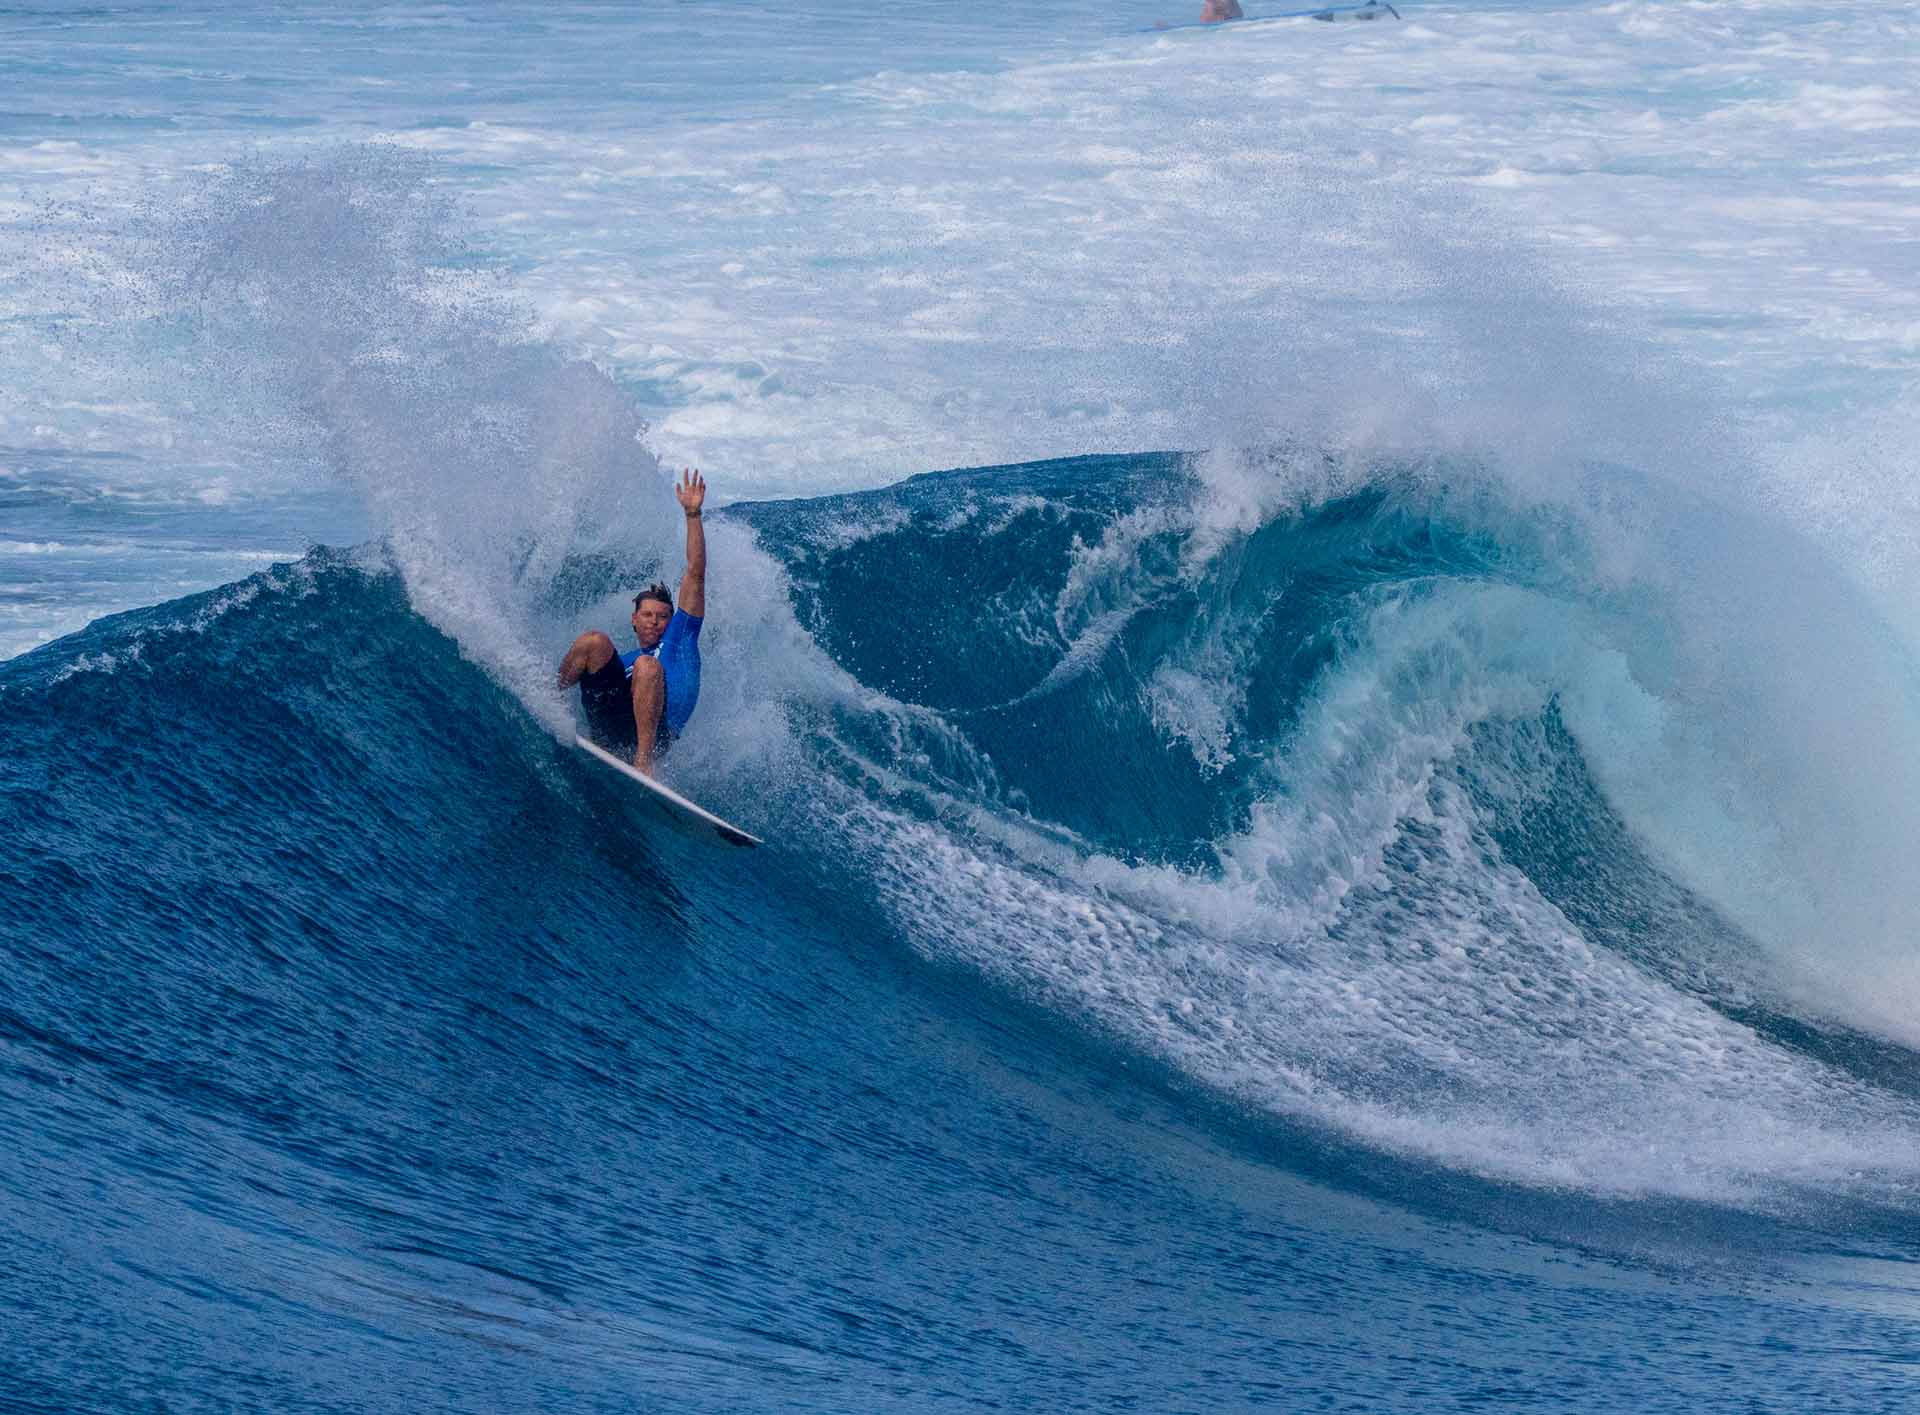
[[621, 609, 702, 737]]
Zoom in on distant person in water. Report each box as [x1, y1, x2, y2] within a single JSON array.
[[556, 467, 707, 776], [1155, 0, 1243, 27]]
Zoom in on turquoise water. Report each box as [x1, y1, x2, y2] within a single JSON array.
[[5, 2, 1920, 1409]]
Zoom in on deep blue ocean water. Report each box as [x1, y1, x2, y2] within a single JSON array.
[[6, 1, 1920, 1410]]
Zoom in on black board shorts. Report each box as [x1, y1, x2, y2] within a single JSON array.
[[578, 656, 674, 758]]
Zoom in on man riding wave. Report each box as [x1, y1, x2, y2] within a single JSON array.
[[556, 467, 707, 776]]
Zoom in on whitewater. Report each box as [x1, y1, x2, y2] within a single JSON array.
[[4, 1, 1919, 1410]]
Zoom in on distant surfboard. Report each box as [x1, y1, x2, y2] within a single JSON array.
[[1310, 2, 1399, 21], [1141, 1, 1400, 33], [575, 735, 762, 848]]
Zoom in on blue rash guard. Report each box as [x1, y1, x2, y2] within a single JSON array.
[[620, 609, 702, 737]]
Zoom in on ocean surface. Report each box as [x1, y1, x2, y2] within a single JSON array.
[[5, 1, 1920, 1410]]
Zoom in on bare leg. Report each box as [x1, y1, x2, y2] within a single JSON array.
[[556, 630, 617, 688], [629, 654, 666, 775]]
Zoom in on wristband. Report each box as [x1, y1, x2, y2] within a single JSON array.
[[685, 509, 701, 518]]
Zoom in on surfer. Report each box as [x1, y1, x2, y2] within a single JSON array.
[[1154, 0, 1242, 27], [556, 467, 707, 775]]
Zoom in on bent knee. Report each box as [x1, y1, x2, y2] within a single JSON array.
[[629, 655, 664, 690], [571, 630, 617, 665]]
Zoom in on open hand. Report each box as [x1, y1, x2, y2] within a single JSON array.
[[675, 467, 706, 515]]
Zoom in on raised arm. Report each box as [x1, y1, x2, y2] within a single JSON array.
[[674, 467, 707, 618]]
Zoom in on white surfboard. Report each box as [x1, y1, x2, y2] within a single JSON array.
[[574, 735, 762, 848]]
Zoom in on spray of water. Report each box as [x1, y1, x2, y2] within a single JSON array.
[[149, 148, 682, 718]]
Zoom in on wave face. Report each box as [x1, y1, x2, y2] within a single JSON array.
[[7, 451, 1920, 1411]]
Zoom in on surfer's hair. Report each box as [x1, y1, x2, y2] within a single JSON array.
[[633, 582, 673, 612]]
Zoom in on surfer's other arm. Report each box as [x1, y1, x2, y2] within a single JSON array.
[[675, 466, 706, 618]]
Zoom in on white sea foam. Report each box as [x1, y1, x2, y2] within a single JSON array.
[[1147, 662, 1239, 774], [0, 539, 282, 559], [11, 1, 1917, 493], [841, 570, 1920, 1200]]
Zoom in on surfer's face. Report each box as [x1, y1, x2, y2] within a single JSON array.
[[632, 598, 671, 648]]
